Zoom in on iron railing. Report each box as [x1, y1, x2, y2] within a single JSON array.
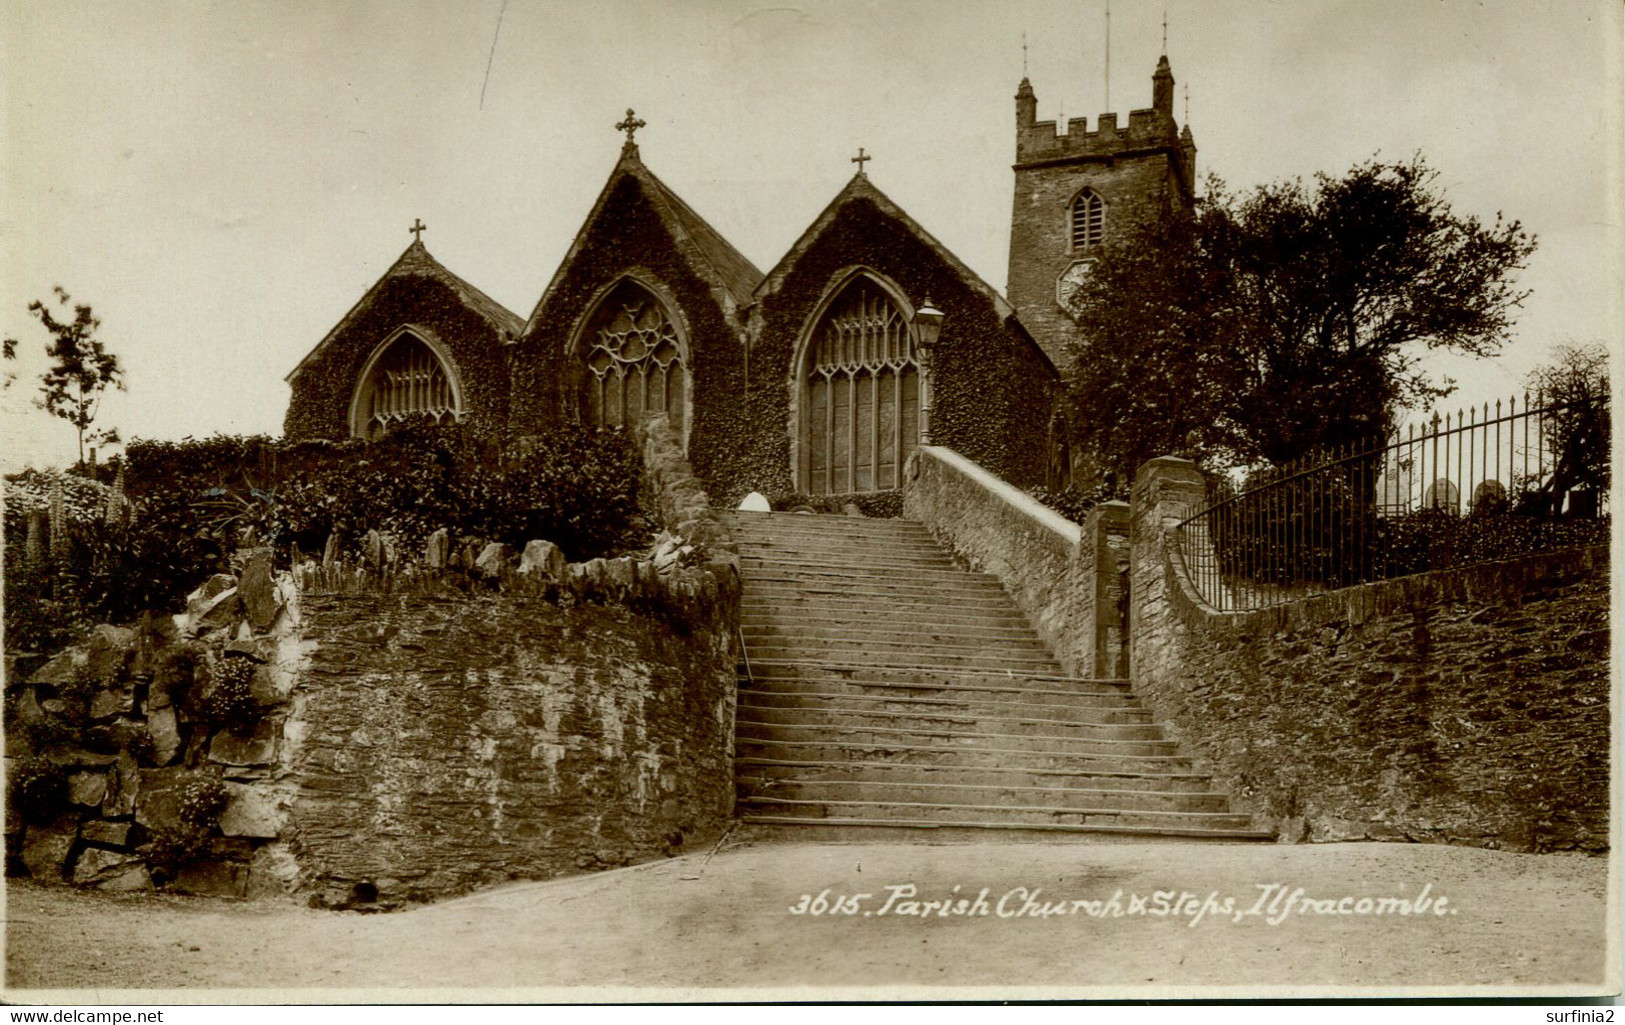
[[1176, 392, 1610, 612]]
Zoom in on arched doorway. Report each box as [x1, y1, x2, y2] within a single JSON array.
[[349, 328, 463, 439], [578, 278, 689, 439], [798, 275, 920, 495]]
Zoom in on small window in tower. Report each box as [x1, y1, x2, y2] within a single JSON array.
[[1070, 189, 1105, 250]]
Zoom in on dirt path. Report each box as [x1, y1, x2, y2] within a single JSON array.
[[4, 838, 1616, 999]]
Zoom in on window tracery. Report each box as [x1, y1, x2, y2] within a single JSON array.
[[354, 332, 459, 438], [802, 280, 919, 494], [582, 281, 687, 435]]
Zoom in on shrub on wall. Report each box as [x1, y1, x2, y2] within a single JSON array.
[[5, 422, 641, 652], [1027, 482, 1116, 525], [141, 772, 230, 878], [8, 757, 69, 826]]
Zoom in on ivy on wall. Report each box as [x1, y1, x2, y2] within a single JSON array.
[[284, 275, 513, 445], [751, 197, 1058, 492], [293, 182, 1057, 510], [511, 174, 760, 503]]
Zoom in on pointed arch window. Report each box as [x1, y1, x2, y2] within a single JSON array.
[[801, 279, 919, 495], [351, 330, 461, 439], [580, 280, 688, 437], [1070, 188, 1106, 250]]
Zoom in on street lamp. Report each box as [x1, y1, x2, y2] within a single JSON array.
[[912, 299, 944, 445]]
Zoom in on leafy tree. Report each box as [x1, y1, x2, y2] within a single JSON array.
[[9, 287, 125, 465], [1525, 341, 1611, 512], [1064, 157, 1537, 487]]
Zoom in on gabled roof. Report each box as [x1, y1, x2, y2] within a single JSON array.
[[285, 240, 524, 382], [753, 172, 1056, 376], [525, 144, 764, 335], [754, 172, 1019, 324]]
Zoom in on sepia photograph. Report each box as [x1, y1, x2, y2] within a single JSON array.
[[1, 0, 1619, 1004]]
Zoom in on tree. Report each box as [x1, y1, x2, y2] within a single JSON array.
[[8, 287, 125, 465], [1526, 342, 1611, 512], [1064, 157, 1537, 486]]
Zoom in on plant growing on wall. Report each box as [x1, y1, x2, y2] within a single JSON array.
[[141, 772, 230, 877], [7, 757, 69, 825]]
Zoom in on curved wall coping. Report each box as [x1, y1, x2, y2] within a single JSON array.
[[1162, 523, 1607, 638], [919, 446, 1081, 545]]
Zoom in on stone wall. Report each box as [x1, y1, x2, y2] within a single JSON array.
[[6, 550, 305, 898], [285, 578, 736, 903], [1129, 457, 1611, 852], [903, 445, 1128, 678], [281, 412, 740, 904], [6, 413, 742, 906]]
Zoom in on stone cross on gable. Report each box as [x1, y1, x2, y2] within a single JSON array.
[[409, 218, 427, 242], [851, 147, 871, 175], [616, 108, 646, 146]]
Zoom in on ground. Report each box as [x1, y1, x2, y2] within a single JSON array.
[[3, 836, 1616, 1000]]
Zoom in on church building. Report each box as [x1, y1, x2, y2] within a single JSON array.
[[283, 58, 1194, 504]]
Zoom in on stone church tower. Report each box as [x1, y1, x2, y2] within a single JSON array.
[[1006, 55, 1198, 373]]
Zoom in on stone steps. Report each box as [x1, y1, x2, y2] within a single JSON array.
[[738, 796, 1258, 832], [740, 608, 1031, 630], [739, 778, 1232, 813], [741, 576, 1009, 600], [744, 633, 1057, 662], [736, 704, 1166, 741], [735, 719, 1179, 757], [736, 820, 1275, 843], [738, 687, 1152, 721], [735, 756, 1216, 790], [744, 647, 1061, 673], [743, 621, 1047, 645], [743, 662, 1137, 699], [734, 545, 949, 568], [742, 590, 1022, 612], [734, 737, 1195, 773], [727, 510, 1268, 844]]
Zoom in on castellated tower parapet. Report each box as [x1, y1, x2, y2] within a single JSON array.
[[1014, 56, 1194, 196], [1006, 57, 1198, 375]]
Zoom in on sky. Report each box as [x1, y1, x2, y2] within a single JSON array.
[[2, 0, 1620, 472]]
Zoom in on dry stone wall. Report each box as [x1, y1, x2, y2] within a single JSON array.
[[1129, 457, 1610, 853], [6, 549, 304, 899], [6, 414, 741, 906]]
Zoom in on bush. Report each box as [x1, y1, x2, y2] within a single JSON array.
[[8, 757, 69, 825], [464, 427, 643, 558], [1, 557, 91, 653], [1028, 482, 1115, 525], [4, 422, 644, 653], [141, 772, 230, 876]]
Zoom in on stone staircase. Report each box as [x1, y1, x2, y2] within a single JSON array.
[[725, 511, 1272, 841]]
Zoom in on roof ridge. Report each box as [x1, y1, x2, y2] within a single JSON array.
[[523, 150, 763, 336], [285, 240, 522, 382], [635, 161, 764, 306], [751, 174, 1056, 376]]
